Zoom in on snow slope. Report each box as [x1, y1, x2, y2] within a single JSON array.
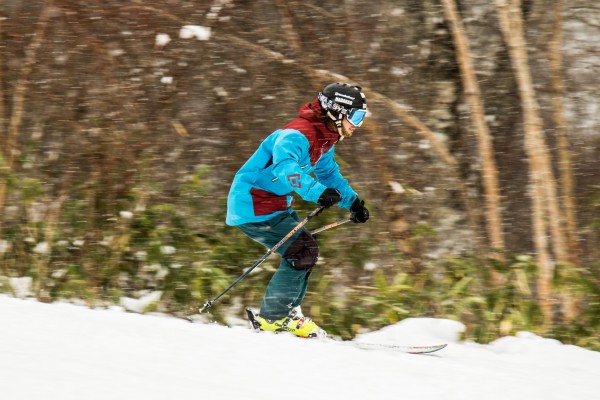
[[1, 295, 599, 400]]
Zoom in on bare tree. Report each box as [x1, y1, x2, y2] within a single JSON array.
[[0, 15, 5, 146], [496, 0, 567, 330], [442, 0, 505, 260], [548, 0, 580, 267], [0, 1, 52, 237]]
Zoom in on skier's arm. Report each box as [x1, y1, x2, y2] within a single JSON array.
[[313, 147, 357, 210], [271, 132, 327, 203]]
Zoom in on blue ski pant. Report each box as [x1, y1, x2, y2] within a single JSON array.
[[236, 211, 319, 320]]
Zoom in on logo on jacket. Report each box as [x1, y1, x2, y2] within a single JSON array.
[[287, 174, 301, 188]]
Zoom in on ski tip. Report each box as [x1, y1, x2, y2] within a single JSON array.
[[405, 343, 448, 354], [354, 342, 448, 354]]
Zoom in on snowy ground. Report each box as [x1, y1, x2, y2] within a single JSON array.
[[1, 295, 599, 400]]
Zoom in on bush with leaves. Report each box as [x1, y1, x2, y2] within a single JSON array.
[[2, 167, 600, 351]]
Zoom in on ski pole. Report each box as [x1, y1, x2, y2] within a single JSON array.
[[199, 206, 324, 313], [310, 218, 351, 235]]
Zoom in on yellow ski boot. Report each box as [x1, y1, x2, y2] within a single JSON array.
[[247, 308, 326, 339]]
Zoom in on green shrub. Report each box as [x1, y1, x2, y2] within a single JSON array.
[[3, 166, 600, 351]]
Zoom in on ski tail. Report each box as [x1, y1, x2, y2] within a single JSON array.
[[246, 308, 261, 330]]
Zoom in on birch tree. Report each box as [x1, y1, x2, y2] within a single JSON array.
[[548, 0, 580, 267], [496, 0, 567, 329], [442, 0, 505, 259]]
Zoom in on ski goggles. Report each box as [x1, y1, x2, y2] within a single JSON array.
[[346, 108, 367, 127]]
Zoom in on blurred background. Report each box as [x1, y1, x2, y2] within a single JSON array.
[[0, 0, 599, 349]]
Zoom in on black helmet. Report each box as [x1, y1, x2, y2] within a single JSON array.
[[318, 83, 367, 139]]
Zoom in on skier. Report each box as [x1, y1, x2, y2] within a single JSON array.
[[226, 82, 370, 338]]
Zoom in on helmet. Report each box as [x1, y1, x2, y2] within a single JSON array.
[[318, 82, 367, 139]]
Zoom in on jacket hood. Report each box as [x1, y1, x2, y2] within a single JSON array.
[[296, 99, 340, 143]]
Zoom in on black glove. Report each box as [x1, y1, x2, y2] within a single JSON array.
[[318, 188, 341, 208], [350, 198, 369, 223]]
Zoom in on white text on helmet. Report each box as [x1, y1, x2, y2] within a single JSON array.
[[334, 97, 353, 105], [334, 92, 356, 100]]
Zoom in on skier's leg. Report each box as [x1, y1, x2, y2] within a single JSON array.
[[259, 258, 310, 319], [282, 230, 318, 308], [259, 230, 318, 318], [237, 212, 318, 320]]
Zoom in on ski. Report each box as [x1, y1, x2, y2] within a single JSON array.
[[246, 308, 262, 330], [351, 342, 447, 354], [246, 308, 447, 354]]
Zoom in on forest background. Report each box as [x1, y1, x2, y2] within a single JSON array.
[[1, 0, 599, 350]]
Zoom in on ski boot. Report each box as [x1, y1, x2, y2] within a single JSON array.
[[246, 307, 326, 339]]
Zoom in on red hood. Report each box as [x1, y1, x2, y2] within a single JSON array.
[[297, 98, 323, 120], [293, 99, 340, 143], [282, 98, 340, 165]]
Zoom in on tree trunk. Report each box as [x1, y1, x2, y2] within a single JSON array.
[[442, 0, 505, 258], [0, 1, 52, 237], [0, 16, 5, 146], [547, 0, 581, 322], [548, 0, 580, 267], [496, 0, 566, 330]]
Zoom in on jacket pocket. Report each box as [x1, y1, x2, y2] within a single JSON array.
[[250, 188, 291, 216]]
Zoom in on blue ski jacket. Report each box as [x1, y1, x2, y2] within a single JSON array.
[[226, 99, 358, 226]]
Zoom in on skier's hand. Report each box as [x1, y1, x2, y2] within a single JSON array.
[[350, 198, 369, 223], [318, 188, 341, 208]]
